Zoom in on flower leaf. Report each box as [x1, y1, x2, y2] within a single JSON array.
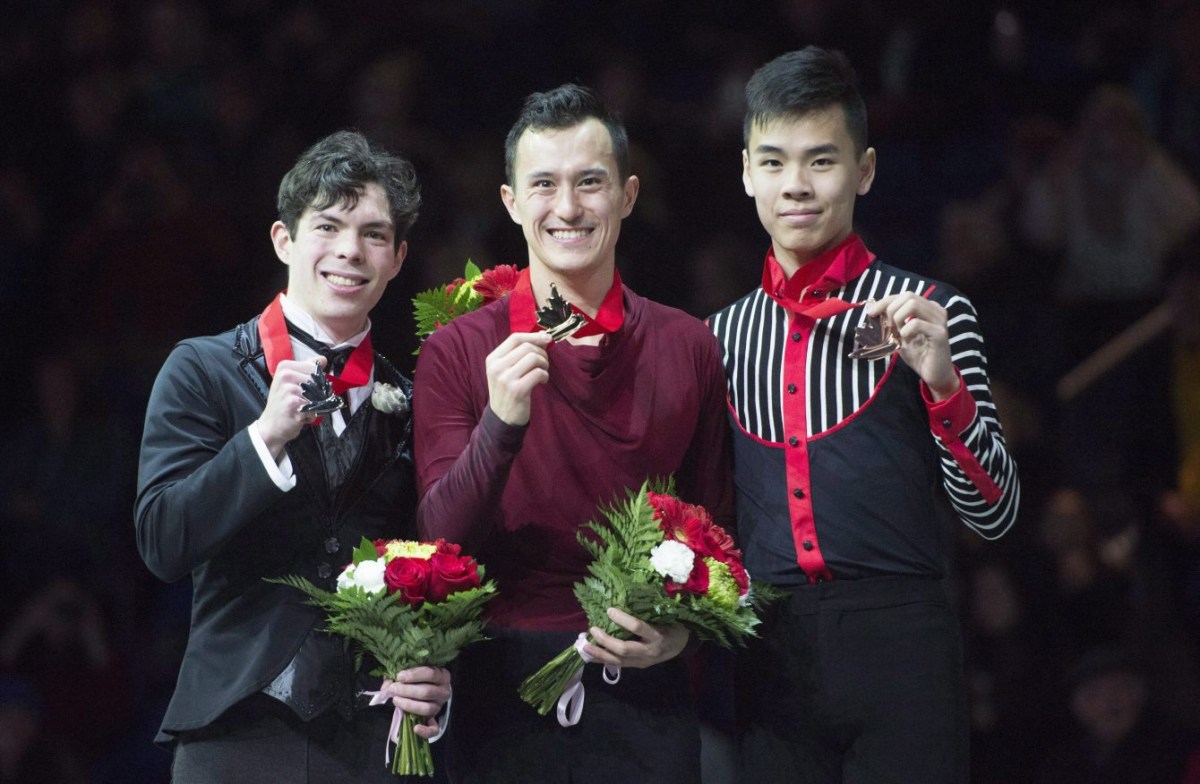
[[352, 536, 379, 565]]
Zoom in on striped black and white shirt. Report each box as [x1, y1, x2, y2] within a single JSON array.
[[708, 235, 1019, 586]]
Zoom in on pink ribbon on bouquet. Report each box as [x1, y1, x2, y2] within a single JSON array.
[[556, 633, 622, 728], [362, 679, 405, 764]]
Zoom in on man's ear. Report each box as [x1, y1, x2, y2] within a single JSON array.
[[620, 175, 640, 218], [385, 240, 408, 281], [857, 147, 877, 196], [500, 184, 521, 225], [270, 221, 293, 264], [742, 149, 755, 197]]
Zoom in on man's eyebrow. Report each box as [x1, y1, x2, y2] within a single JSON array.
[[309, 213, 393, 230], [525, 167, 610, 181], [804, 143, 841, 156], [752, 142, 841, 156]]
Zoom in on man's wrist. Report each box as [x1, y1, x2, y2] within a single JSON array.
[[249, 420, 296, 491]]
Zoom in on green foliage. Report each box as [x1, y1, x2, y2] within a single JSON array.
[[571, 479, 764, 648], [413, 260, 484, 348], [266, 573, 498, 677], [351, 537, 379, 565], [520, 478, 775, 719]]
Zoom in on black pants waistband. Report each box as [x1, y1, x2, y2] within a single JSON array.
[[780, 574, 949, 613]]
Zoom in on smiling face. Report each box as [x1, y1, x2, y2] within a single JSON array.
[[271, 182, 406, 342], [743, 106, 876, 276], [500, 118, 638, 288]]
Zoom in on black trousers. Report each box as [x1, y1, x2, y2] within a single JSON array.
[[444, 627, 701, 784], [736, 576, 969, 784], [170, 693, 443, 783]]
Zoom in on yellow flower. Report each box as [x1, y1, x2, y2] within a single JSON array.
[[704, 558, 740, 610], [384, 540, 438, 560]]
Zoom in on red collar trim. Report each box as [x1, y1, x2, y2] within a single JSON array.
[[258, 293, 373, 394], [508, 267, 625, 337], [762, 235, 876, 319]]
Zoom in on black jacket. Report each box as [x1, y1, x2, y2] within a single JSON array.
[[135, 316, 417, 744]]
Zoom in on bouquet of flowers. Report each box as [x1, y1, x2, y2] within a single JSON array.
[[272, 537, 497, 777], [518, 479, 769, 726], [413, 260, 520, 347]]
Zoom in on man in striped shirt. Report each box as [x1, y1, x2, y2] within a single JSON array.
[[708, 47, 1020, 782]]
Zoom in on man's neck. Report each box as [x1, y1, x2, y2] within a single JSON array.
[[774, 247, 811, 280], [279, 294, 369, 346]]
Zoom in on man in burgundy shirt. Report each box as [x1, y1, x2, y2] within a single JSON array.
[[413, 85, 732, 782]]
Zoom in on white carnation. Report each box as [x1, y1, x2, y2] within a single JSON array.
[[336, 563, 357, 592], [649, 539, 696, 583], [349, 558, 387, 595]]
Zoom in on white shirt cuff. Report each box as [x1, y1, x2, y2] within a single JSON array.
[[249, 420, 296, 492]]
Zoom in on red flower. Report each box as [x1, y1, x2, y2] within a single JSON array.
[[372, 539, 389, 558], [727, 558, 750, 594], [435, 539, 462, 556], [428, 552, 481, 602], [682, 515, 741, 563], [445, 277, 467, 295], [648, 492, 690, 535], [648, 489, 746, 596], [384, 557, 432, 607], [473, 265, 520, 303], [665, 555, 709, 597]]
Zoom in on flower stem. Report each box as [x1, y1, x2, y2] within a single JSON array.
[[518, 644, 587, 716], [392, 711, 434, 777]]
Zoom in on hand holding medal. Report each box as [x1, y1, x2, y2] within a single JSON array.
[[299, 361, 345, 414], [859, 293, 960, 400]]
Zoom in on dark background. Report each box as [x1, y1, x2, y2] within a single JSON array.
[[2, 1, 1200, 781]]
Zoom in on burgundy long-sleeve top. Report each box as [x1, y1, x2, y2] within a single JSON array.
[[413, 279, 732, 632]]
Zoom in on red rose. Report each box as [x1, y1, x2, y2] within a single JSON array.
[[435, 539, 462, 557], [473, 265, 520, 303], [427, 552, 481, 602], [384, 557, 432, 607], [372, 539, 389, 558]]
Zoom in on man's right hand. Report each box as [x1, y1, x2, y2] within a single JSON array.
[[258, 357, 327, 458], [485, 331, 552, 426]]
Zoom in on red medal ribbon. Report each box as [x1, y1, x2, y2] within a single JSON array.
[[508, 267, 626, 337], [258, 293, 373, 393]]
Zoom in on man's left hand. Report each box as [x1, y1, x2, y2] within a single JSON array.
[[384, 666, 452, 739], [867, 293, 960, 400], [583, 608, 690, 669]]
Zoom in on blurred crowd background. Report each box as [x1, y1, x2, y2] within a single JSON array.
[[2, 0, 1200, 781]]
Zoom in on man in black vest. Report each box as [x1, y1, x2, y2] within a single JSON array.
[[136, 130, 450, 782]]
